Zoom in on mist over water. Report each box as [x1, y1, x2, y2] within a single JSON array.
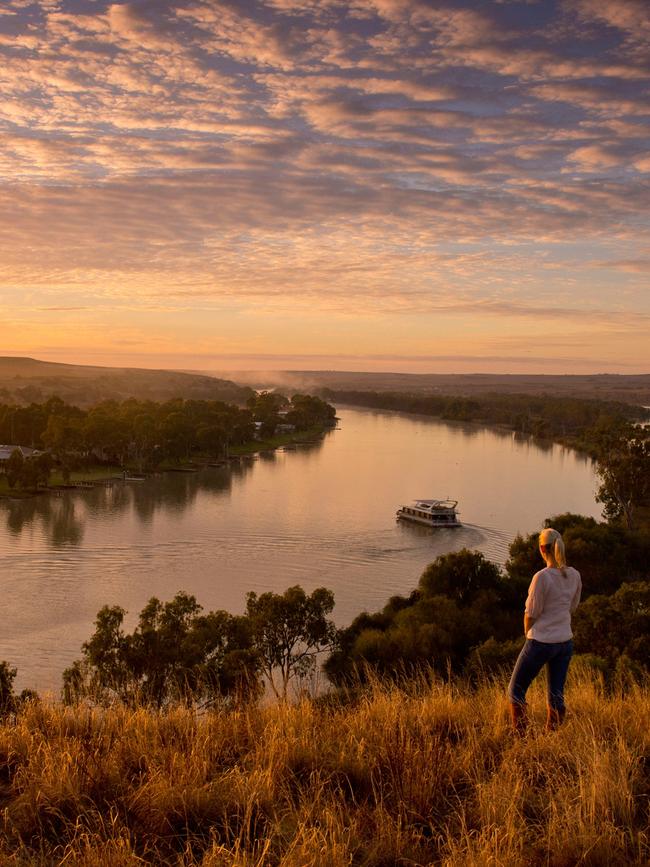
[[0, 407, 600, 693]]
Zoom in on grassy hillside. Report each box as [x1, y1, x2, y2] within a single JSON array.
[[0, 357, 253, 407], [1, 667, 648, 865]]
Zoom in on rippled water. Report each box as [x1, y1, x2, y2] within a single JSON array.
[[0, 407, 600, 693]]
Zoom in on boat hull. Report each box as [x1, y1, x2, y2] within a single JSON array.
[[396, 509, 461, 527]]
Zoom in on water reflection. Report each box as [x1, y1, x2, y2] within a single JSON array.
[[3, 495, 84, 548], [0, 462, 251, 546], [129, 467, 236, 524], [257, 450, 277, 462]]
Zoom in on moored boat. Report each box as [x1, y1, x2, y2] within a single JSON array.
[[396, 498, 460, 527]]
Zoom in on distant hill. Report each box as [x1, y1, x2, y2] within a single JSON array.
[[0, 357, 253, 407], [215, 370, 650, 406]]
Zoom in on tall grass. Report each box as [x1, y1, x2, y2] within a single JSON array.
[[0, 663, 648, 865]]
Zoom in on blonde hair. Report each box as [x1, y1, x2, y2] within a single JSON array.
[[539, 527, 567, 577]]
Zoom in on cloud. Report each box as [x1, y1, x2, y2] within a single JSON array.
[[570, 0, 650, 36], [600, 258, 650, 274], [0, 0, 647, 370], [567, 143, 645, 170]]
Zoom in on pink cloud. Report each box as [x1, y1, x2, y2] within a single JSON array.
[[567, 143, 646, 171], [570, 0, 650, 35]]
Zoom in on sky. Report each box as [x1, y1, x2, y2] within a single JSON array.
[[0, 0, 649, 374]]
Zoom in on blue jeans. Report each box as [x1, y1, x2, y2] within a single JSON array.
[[508, 638, 573, 711]]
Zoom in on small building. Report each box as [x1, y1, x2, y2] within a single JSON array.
[[0, 445, 41, 463], [0, 445, 44, 474]]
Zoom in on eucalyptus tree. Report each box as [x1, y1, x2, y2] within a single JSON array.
[[596, 433, 650, 531], [245, 585, 337, 700]]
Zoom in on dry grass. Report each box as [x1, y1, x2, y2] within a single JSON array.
[[0, 664, 648, 866]]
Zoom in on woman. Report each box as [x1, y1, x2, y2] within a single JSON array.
[[508, 527, 582, 733]]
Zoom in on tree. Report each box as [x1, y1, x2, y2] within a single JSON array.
[[127, 592, 204, 706], [5, 449, 24, 489], [41, 410, 85, 454], [326, 551, 520, 686], [159, 411, 194, 462], [59, 453, 75, 485], [573, 582, 650, 673], [74, 604, 130, 700], [245, 585, 337, 699], [418, 548, 503, 606], [595, 434, 650, 530], [286, 394, 336, 431], [247, 391, 287, 438], [0, 661, 38, 715], [83, 404, 130, 464], [63, 593, 260, 707], [129, 411, 158, 471], [34, 452, 53, 487], [0, 661, 17, 717], [505, 513, 649, 599], [196, 423, 227, 459], [19, 459, 40, 491]]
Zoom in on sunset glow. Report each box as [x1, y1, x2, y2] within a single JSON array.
[[1, 0, 648, 372]]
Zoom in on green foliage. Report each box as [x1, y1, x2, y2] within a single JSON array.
[[573, 582, 650, 672], [247, 391, 287, 438], [465, 637, 524, 679], [246, 585, 337, 699], [325, 513, 650, 685], [64, 584, 339, 706], [0, 392, 335, 476], [0, 661, 17, 717], [418, 548, 503, 604], [320, 389, 647, 452], [328, 513, 650, 687], [63, 592, 260, 708], [325, 550, 521, 685], [595, 432, 650, 530], [33, 452, 53, 486], [506, 513, 650, 598], [286, 394, 337, 431], [2, 449, 52, 491], [5, 449, 23, 489], [0, 661, 36, 717], [18, 459, 39, 490]]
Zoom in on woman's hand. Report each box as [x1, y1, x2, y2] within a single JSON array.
[[524, 614, 536, 635]]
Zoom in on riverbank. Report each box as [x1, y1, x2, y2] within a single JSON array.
[[330, 394, 648, 458], [0, 465, 124, 499], [336, 401, 590, 457], [0, 424, 334, 500], [230, 424, 332, 456]]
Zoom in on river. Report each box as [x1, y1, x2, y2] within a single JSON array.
[[0, 406, 601, 693]]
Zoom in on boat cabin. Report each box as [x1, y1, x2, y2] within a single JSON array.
[[396, 498, 460, 527]]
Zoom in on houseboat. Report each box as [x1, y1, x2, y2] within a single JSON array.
[[396, 499, 461, 527]]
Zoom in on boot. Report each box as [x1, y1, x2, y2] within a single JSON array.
[[509, 702, 528, 736], [545, 706, 566, 732]]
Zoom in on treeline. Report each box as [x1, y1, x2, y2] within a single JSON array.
[[0, 392, 336, 482], [247, 391, 336, 438], [320, 388, 649, 452], [57, 585, 337, 710]]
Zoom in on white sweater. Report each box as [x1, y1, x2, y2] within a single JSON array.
[[525, 566, 582, 643]]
